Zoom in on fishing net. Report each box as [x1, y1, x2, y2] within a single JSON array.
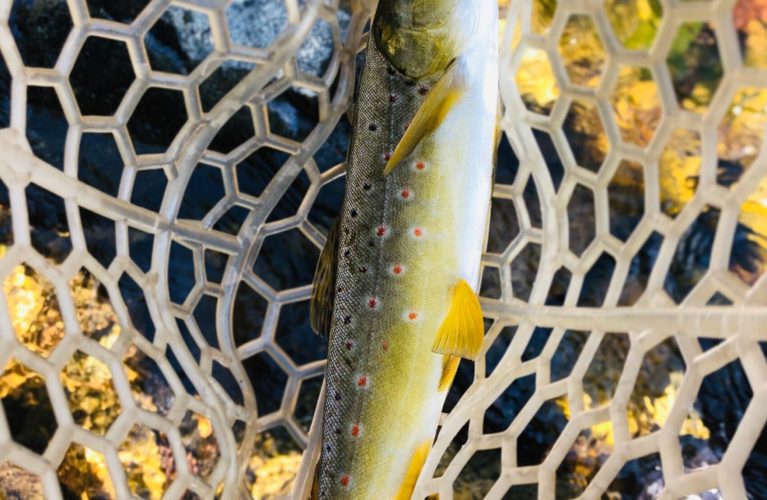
[[0, 0, 765, 498]]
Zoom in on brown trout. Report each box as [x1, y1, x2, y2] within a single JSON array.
[[309, 0, 498, 497]]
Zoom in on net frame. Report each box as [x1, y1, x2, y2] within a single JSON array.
[[410, 0, 767, 497], [0, 0, 764, 498], [0, 0, 370, 497]]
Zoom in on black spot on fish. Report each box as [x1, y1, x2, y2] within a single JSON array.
[[334, 393, 341, 401], [363, 183, 371, 191], [343, 315, 352, 325], [386, 65, 395, 75], [358, 266, 367, 274], [350, 208, 358, 218], [368, 239, 375, 247], [368, 123, 377, 132], [343, 249, 351, 258], [337, 286, 344, 293], [389, 93, 397, 103]]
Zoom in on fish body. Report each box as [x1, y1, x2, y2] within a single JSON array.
[[311, 1, 498, 497]]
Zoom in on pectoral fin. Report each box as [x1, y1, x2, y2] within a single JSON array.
[[432, 279, 484, 360], [310, 219, 341, 337], [384, 59, 466, 176]]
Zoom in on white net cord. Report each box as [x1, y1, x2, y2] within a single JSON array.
[[0, 0, 765, 498]]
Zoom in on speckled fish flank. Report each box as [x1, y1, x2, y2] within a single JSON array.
[[311, 1, 498, 497]]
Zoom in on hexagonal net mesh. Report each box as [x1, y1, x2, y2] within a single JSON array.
[[0, 0, 765, 498]]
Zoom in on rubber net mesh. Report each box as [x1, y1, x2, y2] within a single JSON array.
[[0, 0, 765, 498]]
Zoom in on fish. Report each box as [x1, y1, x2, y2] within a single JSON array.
[[309, 0, 498, 497]]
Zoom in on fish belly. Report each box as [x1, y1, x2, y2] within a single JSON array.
[[317, 35, 495, 499]]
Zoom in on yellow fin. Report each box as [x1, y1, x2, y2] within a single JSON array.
[[394, 440, 432, 500], [439, 354, 460, 392], [310, 218, 341, 337], [432, 279, 484, 360], [383, 59, 466, 176]]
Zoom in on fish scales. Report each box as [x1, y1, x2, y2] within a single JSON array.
[[316, 1, 498, 497], [319, 42, 439, 496]]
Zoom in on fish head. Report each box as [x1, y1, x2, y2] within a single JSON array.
[[372, 0, 489, 79]]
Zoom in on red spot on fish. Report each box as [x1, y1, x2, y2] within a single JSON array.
[[383, 151, 392, 161], [351, 424, 360, 437], [358, 265, 368, 274], [412, 227, 424, 238], [418, 85, 430, 96], [408, 311, 418, 321], [400, 188, 412, 200], [340, 475, 350, 487], [367, 296, 379, 310], [375, 224, 389, 238], [392, 264, 403, 275], [382, 340, 389, 351], [415, 160, 426, 171], [357, 375, 367, 387]]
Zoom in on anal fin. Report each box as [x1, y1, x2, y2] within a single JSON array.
[[384, 58, 466, 176], [432, 279, 484, 360], [394, 440, 432, 500], [310, 218, 341, 337]]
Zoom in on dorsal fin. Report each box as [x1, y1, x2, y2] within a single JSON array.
[[384, 58, 466, 176], [432, 279, 484, 360], [310, 219, 341, 337], [309, 465, 320, 500]]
